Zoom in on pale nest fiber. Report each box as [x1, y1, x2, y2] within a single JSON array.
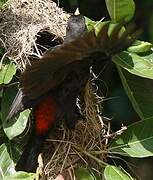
[[41, 81, 105, 179], [0, 0, 69, 68]]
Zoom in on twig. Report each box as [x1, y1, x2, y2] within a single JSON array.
[[103, 125, 127, 139], [105, 121, 111, 146], [0, 52, 8, 69], [60, 144, 71, 173], [72, 144, 107, 167]]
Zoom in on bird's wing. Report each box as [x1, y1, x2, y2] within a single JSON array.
[[20, 22, 139, 100]]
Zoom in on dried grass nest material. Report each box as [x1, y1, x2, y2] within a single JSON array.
[[0, 0, 69, 68], [40, 81, 106, 179]]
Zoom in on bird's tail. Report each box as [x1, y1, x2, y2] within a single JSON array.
[[7, 89, 25, 120], [15, 134, 45, 172]]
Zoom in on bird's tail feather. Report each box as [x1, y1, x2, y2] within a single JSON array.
[[15, 134, 45, 172], [7, 90, 25, 120]]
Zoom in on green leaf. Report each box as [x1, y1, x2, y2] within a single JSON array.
[[6, 141, 23, 163], [0, 144, 30, 179], [113, 67, 153, 157], [105, 0, 135, 22], [1, 85, 18, 121], [3, 172, 36, 180], [85, 17, 97, 31], [104, 165, 133, 180], [116, 66, 153, 119], [75, 167, 99, 180], [84, 17, 108, 36], [84, 18, 124, 38], [113, 51, 153, 80], [0, 60, 16, 84], [128, 40, 153, 53], [3, 110, 30, 140], [0, 128, 5, 138], [0, 144, 15, 179], [1, 85, 30, 140], [109, 118, 153, 157]]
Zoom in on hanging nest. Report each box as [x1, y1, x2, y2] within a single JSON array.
[[0, 0, 69, 69], [38, 80, 107, 180]]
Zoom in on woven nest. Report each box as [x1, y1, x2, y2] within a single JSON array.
[[38, 81, 106, 180], [0, 1, 108, 179], [0, 0, 69, 69]]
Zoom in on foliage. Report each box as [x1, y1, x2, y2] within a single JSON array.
[[105, 0, 135, 22], [104, 165, 134, 180], [75, 167, 101, 180], [109, 118, 153, 157], [0, 144, 35, 179], [0, 53, 31, 178], [0, 59, 16, 84], [0, 0, 153, 179], [1, 84, 30, 139]]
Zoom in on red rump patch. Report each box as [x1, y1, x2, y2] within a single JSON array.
[[35, 95, 56, 135]]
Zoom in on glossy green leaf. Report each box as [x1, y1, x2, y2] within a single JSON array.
[[117, 66, 153, 119], [104, 165, 133, 180], [139, 49, 153, 62], [3, 172, 36, 180], [0, 144, 15, 179], [6, 141, 23, 163], [1, 85, 18, 121], [109, 118, 153, 157], [75, 167, 99, 180], [114, 67, 153, 157], [113, 51, 153, 80], [3, 110, 30, 140], [1, 85, 30, 140], [105, 0, 135, 22], [85, 17, 97, 31], [128, 40, 152, 53], [0, 60, 16, 84], [85, 17, 108, 36], [84, 18, 124, 38]]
